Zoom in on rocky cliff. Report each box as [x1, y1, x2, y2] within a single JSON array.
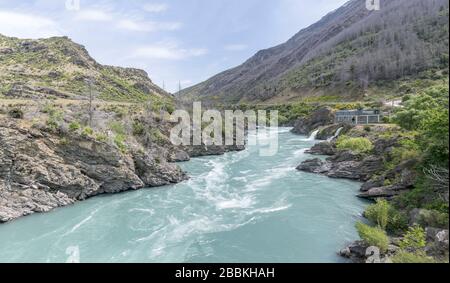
[[0, 117, 187, 222]]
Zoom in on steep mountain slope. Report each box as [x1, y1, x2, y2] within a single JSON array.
[[0, 34, 169, 102], [180, 0, 449, 104]]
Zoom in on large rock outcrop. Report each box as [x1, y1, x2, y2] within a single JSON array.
[[291, 107, 334, 135], [316, 123, 353, 141], [0, 119, 187, 222], [297, 150, 383, 182]]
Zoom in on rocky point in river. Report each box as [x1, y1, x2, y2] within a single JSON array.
[[296, 123, 418, 200], [0, 117, 188, 222], [291, 107, 335, 136]]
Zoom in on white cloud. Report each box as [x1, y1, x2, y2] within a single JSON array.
[[143, 3, 169, 13], [0, 10, 61, 38], [132, 42, 207, 60], [74, 9, 113, 22], [224, 44, 248, 51], [117, 19, 181, 32]]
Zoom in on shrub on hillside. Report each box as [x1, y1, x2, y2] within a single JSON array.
[[365, 199, 409, 234], [114, 134, 127, 153], [132, 121, 146, 136], [8, 108, 24, 119], [81, 127, 94, 137], [365, 199, 390, 230], [400, 225, 427, 252], [69, 121, 81, 132], [336, 136, 374, 154], [356, 222, 389, 252]]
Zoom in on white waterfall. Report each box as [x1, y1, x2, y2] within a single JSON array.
[[307, 130, 320, 141], [327, 127, 344, 142]]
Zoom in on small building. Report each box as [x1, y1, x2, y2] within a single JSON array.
[[335, 109, 382, 125]]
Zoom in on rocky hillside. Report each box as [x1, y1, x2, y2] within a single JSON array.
[[0, 34, 169, 102], [180, 0, 449, 104], [0, 97, 247, 222]]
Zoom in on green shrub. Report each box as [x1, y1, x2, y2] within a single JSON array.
[[132, 121, 146, 136], [8, 108, 24, 119], [364, 126, 372, 132], [392, 251, 436, 263], [69, 121, 81, 132], [46, 110, 63, 132], [365, 199, 390, 230], [41, 103, 57, 115], [356, 222, 390, 252], [82, 127, 94, 137], [400, 225, 427, 252], [150, 129, 165, 144], [95, 133, 108, 143], [109, 121, 126, 135], [336, 136, 374, 154], [365, 199, 408, 233], [388, 209, 409, 234], [389, 139, 421, 167], [114, 134, 127, 153], [59, 137, 69, 146]]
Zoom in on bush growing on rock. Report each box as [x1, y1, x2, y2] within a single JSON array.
[[114, 134, 127, 153], [365, 199, 390, 230], [365, 199, 408, 233], [109, 121, 126, 135], [8, 108, 24, 119], [69, 121, 81, 132], [82, 127, 94, 137], [46, 109, 63, 132], [132, 121, 146, 136], [336, 136, 374, 154], [399, 225, 427, 252], [95, 133, 108, 143], [356, 222, 389, 252]]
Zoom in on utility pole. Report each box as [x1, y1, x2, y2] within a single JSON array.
[[85, 78, 94, 128]]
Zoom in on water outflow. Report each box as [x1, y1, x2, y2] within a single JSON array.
[[327, 127, 344, 142], [0, 128, 368, 263], [306, 130, 320, 141]]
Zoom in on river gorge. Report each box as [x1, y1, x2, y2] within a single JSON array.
[[0, 128, 368, 263]]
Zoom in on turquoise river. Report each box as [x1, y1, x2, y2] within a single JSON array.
[[0, 128, 368, 263]]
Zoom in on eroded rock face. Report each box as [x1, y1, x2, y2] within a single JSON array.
[[0, 120, 187, 222], [306, 142, 336, 156], [297, 151, 383, 182], [182, 144, 245, 158], [358, 159, 418, 199], [291, 107, 334, 135]]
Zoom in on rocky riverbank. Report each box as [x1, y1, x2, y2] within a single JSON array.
[[0, 101, 244, 223], [297, 124, 417, 200], [0, 117, 189, 222], [292, 108, 449, 263]]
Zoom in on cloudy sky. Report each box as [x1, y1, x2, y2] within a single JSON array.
[[0, 0, 349, 92]]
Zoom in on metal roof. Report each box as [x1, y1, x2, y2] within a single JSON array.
[[335, 109, 380, 116]]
